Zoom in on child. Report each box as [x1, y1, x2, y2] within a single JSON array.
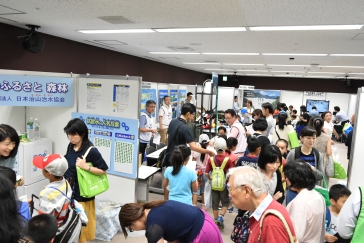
[[275, 139, 289, 190], [33, 154, 82, 243], [0, 166, 30, 221], [325, 184, 351, 243], [205, 138, 234, 229], [225, 137, 238, 212], [236, 137, 261, 169], [163, 145, 198, 205], [291, 114, 298, 129]]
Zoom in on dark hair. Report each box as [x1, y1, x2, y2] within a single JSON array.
[[292, 109, 297, 114], [300, 105, 307, 112], [280, 103, 288, 111], [199, 140, 209, 163], [187, 92, 193, 97], [258, 145, 282, 170], [226, 137, 238, 155], [289, 105, 293, 109], [291, 114, 297, 119], [310, 116, 324, 136], [44, 169, 63, 180], [334, 106, 340, 112], [247, 137, 261, 153], [275, 139, 288, 149], [24, 214, 58, 243], [145, 100, 156, 106], [0, 166, 16, 185], [261, 102, 273, 114], [252, 109, 263, 118], [247, 100, 252, 106], [277, 112, 288, 130], [224, 109, 236, 117], [0, 124, 20, 159], [329, 184, 351, 201], [119, 200, 166, 238], [300, 126, 317, 138], [312, 106, 317, 110], [170, 145, 191, 175], [218, 134, 228, 142], [218, 126, 226, 133], [234, 96, 238, 99], [163, 95, 170, 101], [283, 160, 316, 190], [0, 173, 24, 243], [253, 118, 268, 132], [64, 118, 91, 152], [181, 103, 196, 116], [321, 111, 332, 120]]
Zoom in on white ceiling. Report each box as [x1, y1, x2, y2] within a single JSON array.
[[1, 0, 364, 79]]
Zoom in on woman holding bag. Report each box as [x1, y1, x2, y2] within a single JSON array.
[[272, 113, 294, 151], [64, 118, 109, 243]]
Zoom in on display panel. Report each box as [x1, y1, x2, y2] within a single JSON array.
[[306, 99, 330, 112]]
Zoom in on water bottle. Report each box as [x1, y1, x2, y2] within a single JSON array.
[[27, 117, 34, 139], [33, 118, 40, 140]]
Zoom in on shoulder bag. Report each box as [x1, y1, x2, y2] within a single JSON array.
[[76, 146, 109, 198], [157, 123, 184, 168]]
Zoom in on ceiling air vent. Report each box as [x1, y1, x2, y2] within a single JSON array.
[[168, 46, 196, 52], [98, 16, 134, 24]]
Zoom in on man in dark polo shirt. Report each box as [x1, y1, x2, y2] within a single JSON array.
[[164, 103, 215, 199]]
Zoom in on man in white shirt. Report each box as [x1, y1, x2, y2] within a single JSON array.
[[158, 96, 172, 144], [334, 106, 349, 125], [261, 102, 276, 142], [233, 96, 240, 114], [181, 92, 195, 106]]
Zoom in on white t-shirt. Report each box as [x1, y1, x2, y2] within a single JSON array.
[[324, 121, 334, 137], [327, 212, 338, 236]]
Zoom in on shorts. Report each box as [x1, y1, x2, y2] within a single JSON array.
[[211, 187, 229, 210], [191, 210, 223, 243], [193, 171, 207, 195]]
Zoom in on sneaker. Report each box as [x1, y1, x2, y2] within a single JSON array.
[[228, 206, 234, 213], [200, 204, 207, 211], [215, 216, 224, 229], [218, 203, 222, 210]]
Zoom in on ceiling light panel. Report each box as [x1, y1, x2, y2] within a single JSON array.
[[267, 64, 312, 67], [270, 71, 306, 73], [250, 25, 363, 31], [223, 63, 265, 66], [204, 69, 231, 71], [154, 27, 246, 32], [318, 65, 364, 68], [236, 70, 268, 72], [262, 53, 327, 56], [330, 54, 364, 57], [307, 72, 346, 74], [78, 29, 155, 34], [149, 52, 200, 54], [202, 53, 259, 55], [183, 62, 221, 65]]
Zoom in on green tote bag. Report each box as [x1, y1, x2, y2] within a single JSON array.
[[288, 131, 300, 149], [76, 146, 109, 198]]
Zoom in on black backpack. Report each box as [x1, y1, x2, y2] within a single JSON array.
[[294, 146, 320, 167]]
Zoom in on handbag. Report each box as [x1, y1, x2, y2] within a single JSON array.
[[231, 211, 250, 243], [325, 155, 334, 178], [314, 175, 331, 206], [157, 123, 184, 168], [76, 146, 109, 198], [259, 209, 298, 243], [333, 160, 347, 179], [288, 131, 300, 149]]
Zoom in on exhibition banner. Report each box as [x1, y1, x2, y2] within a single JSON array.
[[72, 112, 139, 179], [243, 89, 281, 109], [170, 89, 179, 118], [141, 88, 157, 117], [0, 74, 74, 106]]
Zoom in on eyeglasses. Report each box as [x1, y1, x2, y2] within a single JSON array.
[[147, 106, 156, 108], [225, 116, 232, 120], [227, 184, 246, 193]]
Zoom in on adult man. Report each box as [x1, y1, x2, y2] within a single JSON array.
[[233, 96, 240, 114], [19, 214, 58, 243], [334, 106, 349, 125], [261, 102, 275, 141], [164, 103, 215, 198], [309, 106, 319, 117], [224, 109, 246, 157], [181, 92, 195, 106], [227, 166, 297, 243], [158, 96, 172, 144], [139, 100, 156, 162]]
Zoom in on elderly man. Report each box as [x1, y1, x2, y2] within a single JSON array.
[[227, 167, 297, 243], [139, 100, 157, 162], [224, 109, 247, 158]]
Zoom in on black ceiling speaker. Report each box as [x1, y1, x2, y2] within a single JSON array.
[[19, 25, 45, 53]]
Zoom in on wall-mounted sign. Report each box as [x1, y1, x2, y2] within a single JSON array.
[[0, 74, 74, 106], [239, 85, 255, 90], [304, 91, 325, 97]]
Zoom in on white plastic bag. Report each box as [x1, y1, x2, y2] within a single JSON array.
[[204, 180, 212, 208], [74, 200, 88, 225]]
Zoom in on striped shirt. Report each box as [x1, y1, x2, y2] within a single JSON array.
[[300, 150, 315, 167], [38, 178, 71, 224]]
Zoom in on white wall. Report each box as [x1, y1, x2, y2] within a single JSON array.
[[0, 106, 25, 133], [348, 94, 357, 118], [218, 87, 234, 111], [280, 90, 304, 111], [326, 92, 350, 116]]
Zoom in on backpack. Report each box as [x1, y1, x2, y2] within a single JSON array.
[[294, 146, 320, 167], [210, 157, 229, 191]]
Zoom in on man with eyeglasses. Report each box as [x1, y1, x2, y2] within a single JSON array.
[[227, 166, 297, 243], [139, 100, 157, 162], [224, 109, 247, 158]]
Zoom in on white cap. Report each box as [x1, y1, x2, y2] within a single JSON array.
[[214, 137, 227, 152], [199, 134, 210, 144]]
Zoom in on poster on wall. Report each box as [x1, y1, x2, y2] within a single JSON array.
[[179, 89, 186, 117], [159, 89, 169, 108], [0, 74, 74, 106], [243, 89, 281, 109], [170, 89, 179, 118], [112, 84, 130, 113], [141, 89, 157, 117], [72, 112, 139, 179]]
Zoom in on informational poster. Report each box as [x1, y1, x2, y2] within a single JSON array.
[[179, 89, 186, 117], [170, 89, 179, 118], [72, 112, 139, 179], [0, 74, 74, 106], [141, 89, 157, 117], [112, 84, 130, 113], [86, 83, 102, 110], [159, 89, 168, 108], [243, 89, 281, 109]]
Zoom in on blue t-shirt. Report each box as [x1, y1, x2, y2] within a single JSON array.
[[236, 154, 259, 169], [164, 166, 197, 205], [300, 150, 315, 167], [18, 201, 30, 221], [145, 200, 205, 243]]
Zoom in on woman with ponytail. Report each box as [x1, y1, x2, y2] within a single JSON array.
[[272, 112, 295, 150], [119, 199, 223, 243], [310, 116, 332, 182], [162, 145, 198, 205]]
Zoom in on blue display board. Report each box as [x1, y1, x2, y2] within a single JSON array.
[[179, 89, 186, 117], [158, 89, 168, 107], [72, 112, 139, 179], [141, 89, 157, 117], [170, 89, 179, 118], [0, 74, 74, 106]]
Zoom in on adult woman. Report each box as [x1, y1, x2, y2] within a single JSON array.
[[257, 144, 285, 204], [245, 109, 263, 137], [119, 200, 223, 243], [0, 173, 24, 243], [63, 118, 108, 243], [311, 117, 332, 182], [272, 112, 295, 150], [296, 105, 310, 137], [243, 100, 254, 124], [322, 111, 335, 138], [0, 124, 24, 185], [284, 161, 326, 243]]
